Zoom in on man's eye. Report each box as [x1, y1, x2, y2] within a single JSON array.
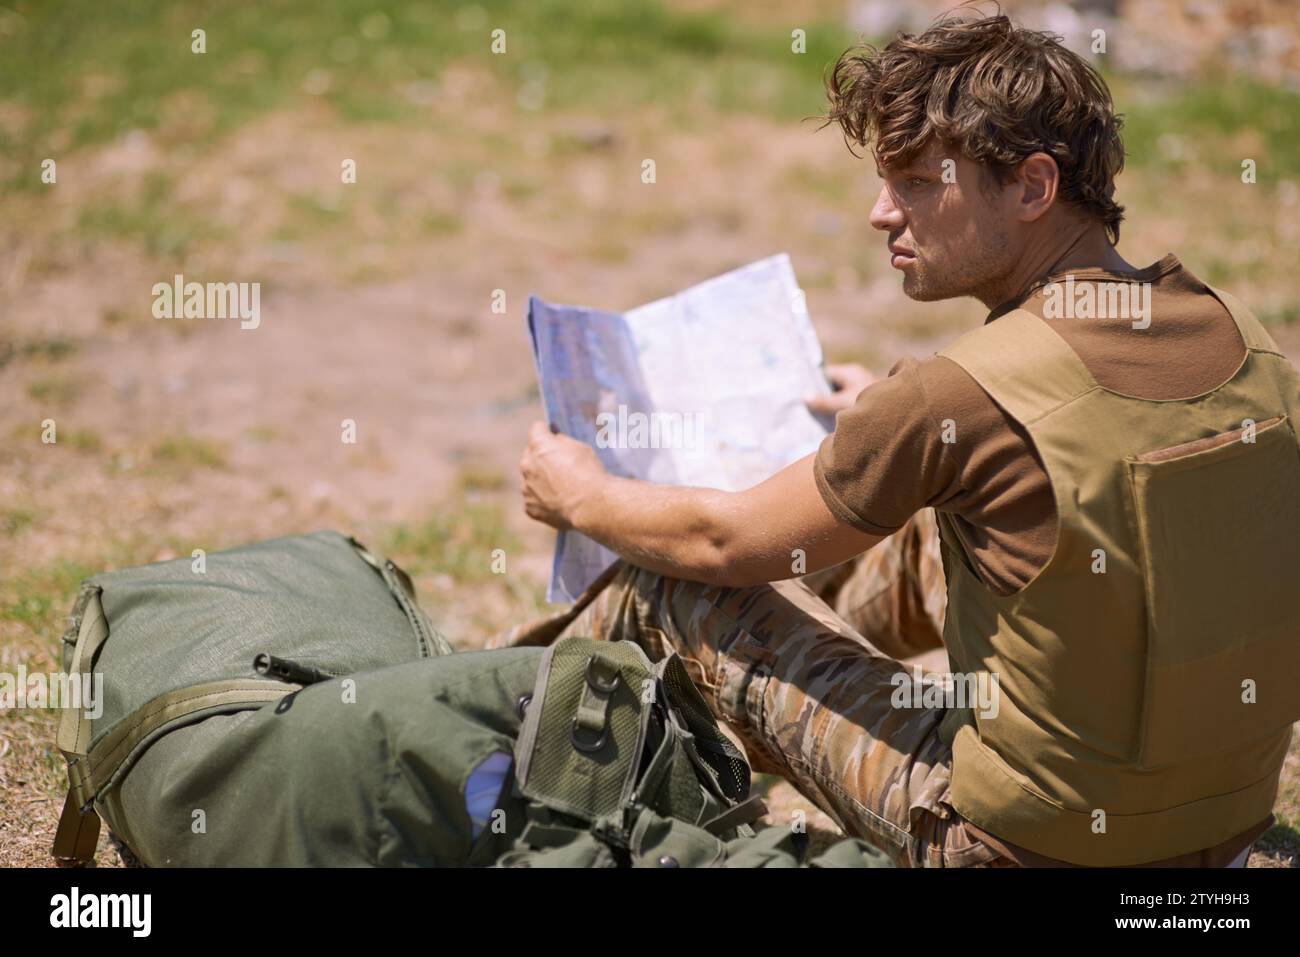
[[908, 177, 928, 187]]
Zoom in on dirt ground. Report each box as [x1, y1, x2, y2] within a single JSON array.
[[3, 57, 1299, 867]]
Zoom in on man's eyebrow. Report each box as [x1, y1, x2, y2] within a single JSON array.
[[876, 165, 925, 178]]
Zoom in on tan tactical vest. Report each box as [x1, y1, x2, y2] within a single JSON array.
[[934, 287, 1300, 866]]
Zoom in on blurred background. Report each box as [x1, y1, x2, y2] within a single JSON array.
[[2, 0, 1297, 866]]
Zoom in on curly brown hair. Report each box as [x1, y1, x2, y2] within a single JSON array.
[[824, 12, 1126, 241]]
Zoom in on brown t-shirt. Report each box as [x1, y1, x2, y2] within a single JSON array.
[[814, 254, 1273, 866]]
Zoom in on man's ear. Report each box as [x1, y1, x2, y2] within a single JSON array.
[[1014, 152, 1060, 224]]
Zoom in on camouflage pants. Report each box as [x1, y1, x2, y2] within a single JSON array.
[[493, 509, 1011, 868]]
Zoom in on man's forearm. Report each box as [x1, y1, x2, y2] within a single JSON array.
[[524, 444, 880, 589], [572, 474, 737, 584]]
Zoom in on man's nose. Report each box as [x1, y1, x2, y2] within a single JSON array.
[[869, 184, 904, 232]]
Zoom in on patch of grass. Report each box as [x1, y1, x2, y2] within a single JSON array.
[[501, 177, 540, 204], [1114, 73, 1300, 180], [455, 460, 508, 494], [26, 376, 82, 405], [1257, 303, 1300, 328], [343, 261, 390, 285], [585, 234, 633, 264], [76, 171, 218, 261], [5, 421, 98, 453], [799, 269, 837, 291], [1198, 255, 1236, 287], [151, 433, 228, 469], [245, 423, 281, 443], [0, 0, 858, 192], [419, 209, 465, 236], [383, 497, 520, 585], [883, 299, 974, 344], [781, 162, 851, 202], [625, 205, 693, 237], [285, 191, 354, 232], [824, 343, 889, 373], [21, 336, 78, 363], [0, 531, 225, 651], [2, 0, 1295, 211], [58, 428, 103, 453], [0, 335, 79, 374], [1256, 816, 1300, 867], [0, 558, 96, 639], [0, 507, 38, 538]]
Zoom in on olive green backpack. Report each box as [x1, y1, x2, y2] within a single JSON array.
[[52, 531, 891, 869]]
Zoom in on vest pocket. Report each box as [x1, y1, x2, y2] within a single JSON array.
[[1127, 413, 1300, 768]]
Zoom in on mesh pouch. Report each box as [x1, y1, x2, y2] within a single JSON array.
[[511, 636, 752, 833]]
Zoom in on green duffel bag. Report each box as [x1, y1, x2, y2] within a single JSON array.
[[52, 530, 453, 864], [52, 531, 892, 868]]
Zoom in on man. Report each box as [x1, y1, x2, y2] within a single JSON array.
[[511, 14, 1300, 867]]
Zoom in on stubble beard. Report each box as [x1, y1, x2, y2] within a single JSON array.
[[902, 232, 1014, 306]]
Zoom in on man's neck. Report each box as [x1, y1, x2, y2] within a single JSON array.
[[978, 223, 1136, 311]]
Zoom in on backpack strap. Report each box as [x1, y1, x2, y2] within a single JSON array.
[[81, 680, 298, 798], [52, 587, 109, 865], [700, 794, 768, 835], [349, 536, 454, 657]]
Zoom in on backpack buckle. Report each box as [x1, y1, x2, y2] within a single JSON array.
[[585, 655, 621, 693], [571, 717, 609, 753], [571, 655, 620, 752]]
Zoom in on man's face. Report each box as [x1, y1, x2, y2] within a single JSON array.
[[869, 143, 1018, 303]]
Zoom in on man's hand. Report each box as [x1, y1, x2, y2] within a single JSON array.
[[804, 362, 878, 416], [519, 422, 608, 530]]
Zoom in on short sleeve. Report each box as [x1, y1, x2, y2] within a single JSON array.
[[813, 355, 1026, 535]]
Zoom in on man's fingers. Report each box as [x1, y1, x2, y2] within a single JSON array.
[[824, 361, 876, 391], [804, 394, 841, 415], [824, 362, 854, 383]]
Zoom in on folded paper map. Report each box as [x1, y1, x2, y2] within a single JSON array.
[[528, 253, 833, 602]]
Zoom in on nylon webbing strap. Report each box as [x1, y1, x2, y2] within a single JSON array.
[[349, 535, 453, 657], [632, 709, 679, 806], [56, 590, 107, 758], [518, 809, 589, 852], [53, 588, 108, 865], [701, 795, 769, 836], [52, 788, 101, 866], [572, 655, 619, 746], [84, 680, 298, 796]]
